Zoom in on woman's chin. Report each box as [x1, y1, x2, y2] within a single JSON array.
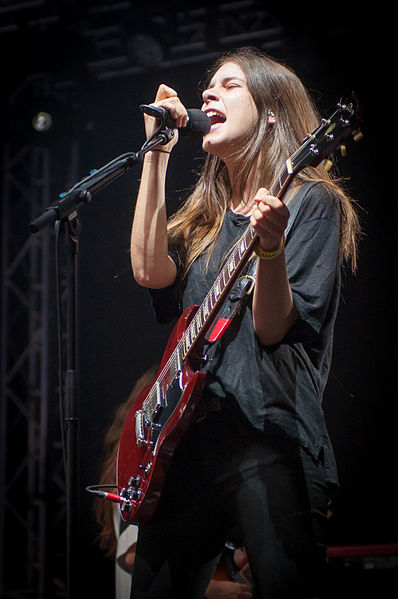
[[202, 136, 227, 158]]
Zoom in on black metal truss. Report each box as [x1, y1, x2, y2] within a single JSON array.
[[0, 71, 82, 595], [0, 138, 54, 597]]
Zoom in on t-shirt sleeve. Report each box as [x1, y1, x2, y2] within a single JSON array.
[[283, 184, 341, 343], [147, 249, 182, 324]]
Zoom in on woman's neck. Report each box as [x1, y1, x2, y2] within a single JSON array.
[[227, 162, 256, 216], [230, 194, 253, 216]]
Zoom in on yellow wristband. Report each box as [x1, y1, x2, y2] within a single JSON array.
[[254, 235, 285, 260]]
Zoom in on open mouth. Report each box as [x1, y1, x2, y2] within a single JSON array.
[[206, 110, 226, 127]]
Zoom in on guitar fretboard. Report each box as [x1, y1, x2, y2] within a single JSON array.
[[181, 223, 256, 357]]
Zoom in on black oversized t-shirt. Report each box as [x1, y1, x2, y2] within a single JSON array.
[[150, 183, 341, 485]]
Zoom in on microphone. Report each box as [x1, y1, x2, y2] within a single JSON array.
[[139, 104, 211, 138]]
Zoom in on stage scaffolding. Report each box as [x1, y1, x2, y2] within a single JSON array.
[[0, 75, 81, 595], [0, 138, 56, 597]]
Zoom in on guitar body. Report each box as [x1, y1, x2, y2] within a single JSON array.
[[117, 304, 207, 525]]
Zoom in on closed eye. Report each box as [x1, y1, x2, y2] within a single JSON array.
[[223, 77, 244, 89]]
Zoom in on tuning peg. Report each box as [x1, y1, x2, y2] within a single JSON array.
[[352, 129, 364, 143], [339, 144, 347, 157], [323, 158, 333, 171]]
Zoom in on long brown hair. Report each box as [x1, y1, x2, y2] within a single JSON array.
[[167, 47, 361, 277], [94, 365, 158, 556]]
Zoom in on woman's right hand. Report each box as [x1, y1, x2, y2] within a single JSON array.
[[144, 84, 188, 153]]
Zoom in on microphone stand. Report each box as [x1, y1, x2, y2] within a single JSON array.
[[29, 126, 174, 598]]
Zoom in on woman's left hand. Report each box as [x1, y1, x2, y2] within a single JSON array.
[[250, 188, 289, 252]]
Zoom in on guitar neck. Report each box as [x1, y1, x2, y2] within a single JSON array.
[[270, 158, 295, 201], [181, 223, 256, 360]]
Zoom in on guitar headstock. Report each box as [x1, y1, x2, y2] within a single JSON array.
[[291, 92, 363, 174]]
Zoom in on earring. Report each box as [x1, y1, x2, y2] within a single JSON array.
[[267, 109, 275, 118]]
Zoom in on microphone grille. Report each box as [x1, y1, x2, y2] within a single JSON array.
[[185, 109, 211, 138]]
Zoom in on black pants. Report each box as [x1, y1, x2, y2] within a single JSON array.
[[130, 398, 331, 598]]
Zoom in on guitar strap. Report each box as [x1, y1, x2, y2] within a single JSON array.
[[206, 182, 314, 343]]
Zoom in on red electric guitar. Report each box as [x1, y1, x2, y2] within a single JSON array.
[[117, 94, 363, 525]]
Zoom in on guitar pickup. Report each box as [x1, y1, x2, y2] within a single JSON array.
[[154, 381, 167, 412]]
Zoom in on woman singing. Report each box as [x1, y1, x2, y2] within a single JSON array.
[[128, 47, 360, 598]]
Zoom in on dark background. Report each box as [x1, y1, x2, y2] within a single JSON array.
[[1, 1, 394, 597]]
